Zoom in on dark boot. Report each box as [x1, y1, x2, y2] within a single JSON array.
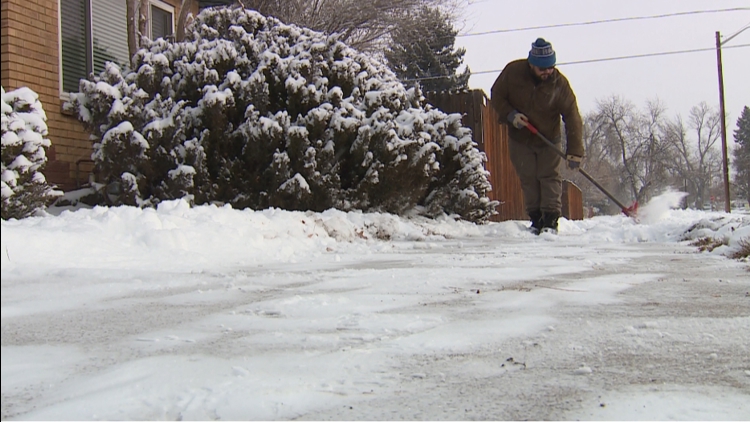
[[541, 211, 561, 233], [528, 210, 543, 235]]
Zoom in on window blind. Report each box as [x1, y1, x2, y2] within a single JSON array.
[[150, 4, 174, 40], [91, 0, 130, 74], [60, 0, 88, 93], [60, 0, 168, 94]]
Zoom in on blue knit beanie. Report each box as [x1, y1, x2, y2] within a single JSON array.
[[528, 38, 556, 68]]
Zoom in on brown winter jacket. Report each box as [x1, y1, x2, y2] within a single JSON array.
[[491, 59, 584, 157]]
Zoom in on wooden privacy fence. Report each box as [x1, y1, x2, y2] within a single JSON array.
[[425, 89, 583, 222]]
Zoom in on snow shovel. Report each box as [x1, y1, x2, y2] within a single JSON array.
[[525, 123, 638, 219]]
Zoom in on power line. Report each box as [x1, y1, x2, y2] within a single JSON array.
[[457, 8, 750, 38], [721, 21, 750, 45], [403, 43, 750, 82]]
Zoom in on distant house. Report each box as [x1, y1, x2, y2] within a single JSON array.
[[1, 0, 199, 190]]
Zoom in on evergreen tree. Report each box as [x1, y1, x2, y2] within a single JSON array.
[[732, 106, 750, 205], [1, 87, 61, 219], [385, 6, 470, 93], [67, 7, 496, 222]]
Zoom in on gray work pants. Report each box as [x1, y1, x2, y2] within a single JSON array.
[[508, 137, 563, 216]]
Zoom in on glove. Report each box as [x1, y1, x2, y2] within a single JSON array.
[[507, 111, 529, 129], [566, 155, 582, 171]]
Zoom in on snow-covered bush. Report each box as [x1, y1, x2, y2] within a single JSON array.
[[67, 7, 496, 222], [1, 86, 60, 219]]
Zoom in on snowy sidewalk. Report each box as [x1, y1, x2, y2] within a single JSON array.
[[301, 240, 750, 420], [2, 213, 749, 420]]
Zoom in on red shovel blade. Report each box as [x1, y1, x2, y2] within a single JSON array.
[[623, 201, 639, 219]]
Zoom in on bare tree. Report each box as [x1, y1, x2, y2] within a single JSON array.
[[589, 96, 673, 205], [128, 0, 467, 58], [663, 102, 722, 208], [592, 96, 643, 203], [570, 112, 619, 213], [222, 0, 465, 52], [635, 99, 672, 203], [126, 0, 147, 60]]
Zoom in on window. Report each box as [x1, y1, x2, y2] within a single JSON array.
[[150, 1, 175, 41], [59, 0, 174, 94], [90, 1, 130, 77], [60, 0, 90, 94]]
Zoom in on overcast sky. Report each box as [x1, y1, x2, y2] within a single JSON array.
[[455, 0, 750, 136]]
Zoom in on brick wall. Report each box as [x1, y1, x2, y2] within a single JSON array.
[[1, 0, 196, 191], [1, 0, 92, 191]]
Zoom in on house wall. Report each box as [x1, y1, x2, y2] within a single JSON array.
[[2, 0, 89, 190], [1, 0, 197, 191]]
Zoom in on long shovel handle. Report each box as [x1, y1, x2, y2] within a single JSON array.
[[525, 123, 636, 217]]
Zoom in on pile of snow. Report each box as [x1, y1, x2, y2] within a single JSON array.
[[2, 192, 747, 275]]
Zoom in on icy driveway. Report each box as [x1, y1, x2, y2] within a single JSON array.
[[2, 231, 749, 420]]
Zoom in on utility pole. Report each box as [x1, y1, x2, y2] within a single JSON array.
[[715, 24, 750, 213], [715, 31, 731, 213]]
